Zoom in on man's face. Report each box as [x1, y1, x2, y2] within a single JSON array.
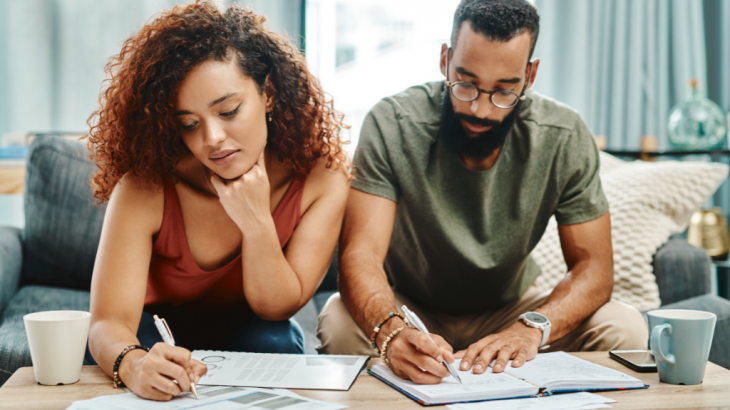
[[439, 22, 537, 159]]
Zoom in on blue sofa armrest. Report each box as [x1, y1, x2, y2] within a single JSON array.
[[0, 227, 23, 316], [652, 238, 712, 306]]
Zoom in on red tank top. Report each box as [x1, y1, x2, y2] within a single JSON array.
[[144, 178, 306, 318]]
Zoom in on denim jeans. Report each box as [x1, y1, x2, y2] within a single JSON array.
[[86, 310, 304, 365]]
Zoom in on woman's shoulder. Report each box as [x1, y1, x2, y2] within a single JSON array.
[[107, 173, 165, 234], [300, 157, 350, 211]]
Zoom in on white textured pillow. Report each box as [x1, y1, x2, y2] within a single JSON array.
[[532, 153, 729, 311]]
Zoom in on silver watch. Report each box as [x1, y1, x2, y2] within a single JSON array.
[[518, 311, 551, 347]]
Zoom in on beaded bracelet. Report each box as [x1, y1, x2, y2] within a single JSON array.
[[112, 344, 150, 388], [370, 312, 410, 353], [379, 327, 405, 368]]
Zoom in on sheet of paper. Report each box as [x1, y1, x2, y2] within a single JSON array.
[[498, 352, 642, 388], [371, 358, 538, 401], [65, 385, 345, 410], [447, 392, 616, 410], [191, 351, 369, 390]]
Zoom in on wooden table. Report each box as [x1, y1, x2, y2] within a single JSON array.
[[1, 352, 729, 409]]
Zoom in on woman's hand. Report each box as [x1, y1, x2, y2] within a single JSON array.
[[210, 152, 272, 232], [119, 343, 208, 401]]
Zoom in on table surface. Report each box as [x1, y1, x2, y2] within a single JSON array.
[[1, 352, 729, 410]]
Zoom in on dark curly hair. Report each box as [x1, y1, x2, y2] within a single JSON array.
[[452, 0, 540, 58], [87, 0, 348, 202]]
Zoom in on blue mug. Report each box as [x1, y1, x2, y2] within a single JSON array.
[[648, 309, 716, 385]]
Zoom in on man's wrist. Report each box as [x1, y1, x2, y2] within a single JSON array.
[[375, 316, 408, 349]]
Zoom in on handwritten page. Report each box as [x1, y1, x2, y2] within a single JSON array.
[[448, 392, 616, 410], [370, 358, 539, 404], [501, 352, 644, 390]]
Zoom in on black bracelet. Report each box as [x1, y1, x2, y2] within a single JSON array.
[[112, 344, 150, 388]]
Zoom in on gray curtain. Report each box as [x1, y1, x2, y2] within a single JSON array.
[[532, 0, 709, 150], [0, 0, 303, 139]]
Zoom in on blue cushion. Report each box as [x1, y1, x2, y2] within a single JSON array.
[[22, 136, 107, 290], [0, 285, 91, 385]]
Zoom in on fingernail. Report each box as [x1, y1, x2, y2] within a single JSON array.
[[494, 364, 502, 371], [461, 362, 468, 370], [195, 375, 201, 384], [437, 355, 444, 363], [474, 364, 483, 372], [513, 360, 520, 366]]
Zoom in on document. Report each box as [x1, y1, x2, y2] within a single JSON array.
[[65, 385, 345, 410], [447, 392, 616, 410], [368, 352, 647, 406], [191, 351, 369, 390], [501, 352, 645, 391]]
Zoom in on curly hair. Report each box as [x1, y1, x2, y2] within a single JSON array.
[[87, 0, 348, 202]]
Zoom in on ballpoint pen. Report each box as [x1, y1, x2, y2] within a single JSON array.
[[153, 315, 199, 399], [401, 305, 462, 383]]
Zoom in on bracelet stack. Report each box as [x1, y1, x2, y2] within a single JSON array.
[[112, 344, 150, 388], [370, 312, 410, 353], [379, 327, 405, 368]]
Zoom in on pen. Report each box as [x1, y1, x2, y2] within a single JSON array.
[[153, 315, 199, 399], [401, 305, 462, 383]]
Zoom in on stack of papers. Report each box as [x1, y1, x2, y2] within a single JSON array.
[[191, 351, 369, 390], [65, 385, 345, 410]]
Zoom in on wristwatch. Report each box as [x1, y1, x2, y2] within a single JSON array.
[[518, 311, 551, 347]]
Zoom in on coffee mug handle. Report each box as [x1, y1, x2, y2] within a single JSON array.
[[650, 323, 676, 365]]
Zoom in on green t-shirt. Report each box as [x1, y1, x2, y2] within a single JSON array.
[[351, 81, 609, 315]]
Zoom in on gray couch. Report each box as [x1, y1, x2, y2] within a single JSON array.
[[1, 136, 729, 386]]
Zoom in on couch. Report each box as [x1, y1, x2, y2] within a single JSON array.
[[0, 135, 728, 386]]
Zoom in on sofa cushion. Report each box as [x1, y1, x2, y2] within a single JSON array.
[[659, 294, 730, 370], [23, 135, 107, 290], [532, 153, 728, 311], [0, 285, 91, 385]]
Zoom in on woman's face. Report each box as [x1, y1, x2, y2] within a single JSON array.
[[175, 58, 272, 180]]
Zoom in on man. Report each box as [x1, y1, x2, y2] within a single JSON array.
[[317, 0, 648, 384]]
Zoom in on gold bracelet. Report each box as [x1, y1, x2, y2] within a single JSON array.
[[379, 327, 405, 368]]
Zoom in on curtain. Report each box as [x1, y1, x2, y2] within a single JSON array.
[[0, 0, 303, 140], [532, 0, 708, 150]]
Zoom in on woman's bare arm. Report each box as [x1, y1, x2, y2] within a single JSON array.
[[89, 176, 205, 400]]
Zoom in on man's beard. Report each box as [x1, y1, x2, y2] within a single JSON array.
[[439, 86, 520, 161]]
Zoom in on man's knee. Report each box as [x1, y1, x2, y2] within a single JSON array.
[[316, 293, 374, 356], [577, 300, 649, 351]]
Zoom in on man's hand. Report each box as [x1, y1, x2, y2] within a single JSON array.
[[384, 326, 456, 384], [455, 322, 542, 374]]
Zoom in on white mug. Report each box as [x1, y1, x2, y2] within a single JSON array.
[[23, 310, 91, 385]]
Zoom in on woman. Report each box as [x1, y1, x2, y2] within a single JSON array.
[[87, 1, 349, 401]]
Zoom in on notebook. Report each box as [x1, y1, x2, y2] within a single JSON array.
[[191, 350, 369, 391], [368, 351, 648, 406]]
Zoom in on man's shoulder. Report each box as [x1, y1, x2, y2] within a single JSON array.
[[519, 90, 586, 134], [371, 81, 442, 125]]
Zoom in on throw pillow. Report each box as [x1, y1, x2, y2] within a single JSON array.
[[532, 153, 728, 311]]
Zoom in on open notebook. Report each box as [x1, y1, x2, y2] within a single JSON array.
[[368, 351, 648, 406]]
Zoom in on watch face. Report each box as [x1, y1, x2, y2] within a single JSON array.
[[524, 312, 548, 324]]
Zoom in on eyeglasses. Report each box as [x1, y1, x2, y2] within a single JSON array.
[[444, 47, 533, 109]]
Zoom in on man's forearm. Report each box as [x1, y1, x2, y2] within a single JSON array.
[[534, 261, 613, 344], [338, 248, 406, 348]]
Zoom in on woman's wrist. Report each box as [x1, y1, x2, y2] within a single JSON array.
[[116, 348, 147, 387]]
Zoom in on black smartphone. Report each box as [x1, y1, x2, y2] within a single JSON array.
[[609, 350, 657, 373]]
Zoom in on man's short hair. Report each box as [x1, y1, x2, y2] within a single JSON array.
[[451, 0, 540, 59]]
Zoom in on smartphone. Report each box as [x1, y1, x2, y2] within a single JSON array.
[[609, 350, 657, 373]]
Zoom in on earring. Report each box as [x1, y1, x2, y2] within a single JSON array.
[[267, 112, 272, 122]]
